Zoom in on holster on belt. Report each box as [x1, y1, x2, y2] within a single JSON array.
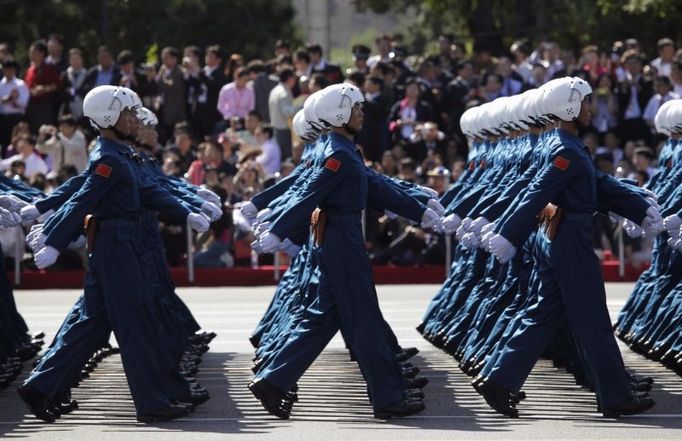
[[310, 208, 327, 246], [543, 203, 563, 240], [84, 214, 97, 252]]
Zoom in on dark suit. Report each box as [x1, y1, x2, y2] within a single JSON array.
[[405, 138, 450, 165], [388, 99, 434, 144], [616, 76, 654, 143], [357, 94, 389, 162], [78, 65, 122, 97], [311, 62, 345, 85], [252, 73, 278, 123], [192, 67, 227, 137]]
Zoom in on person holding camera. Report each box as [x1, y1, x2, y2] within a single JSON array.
[[36, 114, 88, 173]]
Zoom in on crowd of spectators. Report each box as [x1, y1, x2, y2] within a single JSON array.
[[1, 32, 679, 269]]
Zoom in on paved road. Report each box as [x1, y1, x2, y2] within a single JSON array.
[[1, 283, 681, 441]]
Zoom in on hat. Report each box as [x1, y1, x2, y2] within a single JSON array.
[[352, 44, 371, 59], [426, 166, 450, 177]]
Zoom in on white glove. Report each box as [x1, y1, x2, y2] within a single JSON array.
[[187, 212, 210, 233], [646, 197, 661, 211], [461, 232, 480, 249], [0, 208, 21, 227], [279, 238, 301, 257], [250, 238, 264, 254], [489, 234, 517, 263], [623, 219, 643, 238], [455, 217, 473, 241], [427, 199, 445, 216], [254, 221, 271, 237], [481, 222, 497, 236], [201, 202, 223, 222], [197, 188, 221, 205], [641, 188, 657, 201], [26, 225, 43, 246], [30, 233, 47, 253], [0, 194, 28, 211], [69, 235, 87, 249], [672, 236, 682, 252], [258, 231, 281, 253], [240, 201, 258, 220], [420, 208, 443, 232], [37, 209, 55, 223], [417, 185, 439, 199], [34, 246, 59, 269], [663, 214, 682, 232], [470, 217, 490, 237], [608, 212, 623, 224], [256, 208, 273, 223], [20, 205, 41, 223], [641, 206, 664, 236], [384, 209, 398, 220], [481, 230, 496, 251], [442, 213, 462, 235]]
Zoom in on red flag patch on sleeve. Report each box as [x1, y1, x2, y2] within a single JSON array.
[[553, 156, 570, 171], [325, 158, 341, 173], [95, 163, 112, 178]]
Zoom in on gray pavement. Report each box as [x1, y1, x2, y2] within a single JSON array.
[[1, 283, 681, 440]]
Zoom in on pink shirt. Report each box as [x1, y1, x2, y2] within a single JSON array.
[[217, 82, 255, 119]]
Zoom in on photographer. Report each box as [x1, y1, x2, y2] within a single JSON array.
[[36, 114, 88, 172]]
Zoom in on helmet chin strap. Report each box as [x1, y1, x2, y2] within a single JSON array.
[[342, 123, 358, 136]]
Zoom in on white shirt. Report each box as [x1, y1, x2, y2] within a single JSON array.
[[0, 76, 29, 115], [36, 130, 88, 173], [650, 57, 672, 78], [256, 138, 281, 175], [643, 91, 680, 125], [0, 152, 48, 178]]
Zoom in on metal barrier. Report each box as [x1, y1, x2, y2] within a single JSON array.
[[186, 219, 195, 283], [14, 226, 21, 285], [444, 234, 453, 277], [616, 220, 625, 279]]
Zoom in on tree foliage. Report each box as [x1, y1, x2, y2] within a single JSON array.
[[353, 0, 682, 56], [0, 0, 299, 65]]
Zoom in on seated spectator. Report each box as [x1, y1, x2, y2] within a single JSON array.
[[388, 77, 434, 144], [405, 122, 449, 165], [643, 75, 679, 128], [0, 135, 47, 178], [167, 122, 196, 172], [254, 124, 280, 175], [629, 147, 656, 181], [594, 148, 615, 174], [36, 114, 88, 172]]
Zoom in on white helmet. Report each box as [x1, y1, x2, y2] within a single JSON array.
[[303, 90, 325, 132], [83, 85, 141, 130], [460, 108, 473, 137], [490, 97, 511, 135], [542, 77, 592, 122], [510, 91, 531, 131], [293, 109, 314, 141], [666, 100, 682, 134], [315, 83, 365, 128], [136, 107, 158, 127]]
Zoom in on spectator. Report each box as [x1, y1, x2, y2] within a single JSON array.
[[388, 77, 434, 144], [80, 45, 121, 94], [248, 60, 278, 123], [46, 34, 68, 73], [405, 122, 449, 165], [194, 45, 227, 137], [224, 53, 244, 83], [307, 43, 344, 84], [580, 45, 608, 85], [268, 67, 298, 159], [0, 58, 29, 151], [0, 135, 47, 178], [168, 122, 196, 173], [650, 38, 675, 78], [217, 66, 255, 126], [254, 124, 280, 175], [630, 147, 656, 180], [293, 49, 312, 77], [367, 34, 392, 69], [156, 46, 186, 143], [358, 75, 389, 162], [275, 39, 290, 58], [590, 74, 619, 135], [617, 50, 653, 144], [496, 57, 523, 96], [60, 48, 87, 120], [594, 149, 615, 174], [643, 75, 679, 128], [24, 39, 61, 131], [350, 44, 371, 75], [117, 50, 148, 95], [36, 114, 88, 173], [671, 61, 682, 96], [510, 39, 533, 83], [480, 72, 504, 102]]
